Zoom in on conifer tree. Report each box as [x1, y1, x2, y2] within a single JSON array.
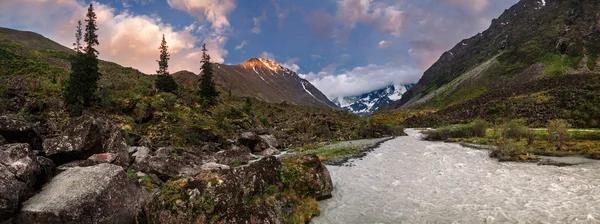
[[65, 3, 100, 113], [199, 43, 219, 107], [155, 34, 178, 93]]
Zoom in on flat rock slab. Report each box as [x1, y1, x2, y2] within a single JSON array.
[[16, 163, 147, 224]]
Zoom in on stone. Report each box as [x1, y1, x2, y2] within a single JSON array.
[[16, 164, 148, 224], [260, 147, 280, 157], [292, 154, 334, 200], [132, 146, 151, 164], [132, 148, 209, 182], [258, 134, 281, 150], [87, 153, 119, 163], [238, 132, 261, 152], [0, 135, 5, 145], [42, 116, 129, 167], [200, 162, 231, 171], [0, 144, 43, 221], [214, 146, 257, 165], [0, 115, 43, 151]]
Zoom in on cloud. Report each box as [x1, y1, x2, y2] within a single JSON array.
[[283, 58, 301, 72], [336, 0, 406, 37], [378, 40, 392, 49], [301, 64, 422, 99], [0, 0, 217, 74], [235, 40, 247, 50], [260, 51, 276, 61], [251, 12, 267, 34], [166, 0, 235, 33], [440, 0, 489, 14]]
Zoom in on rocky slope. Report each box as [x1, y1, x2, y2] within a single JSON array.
[[386, 0, 600, 128], [173, 58, 339, 109], [333, 84, 414, 115], [0, 27, 401, 223]]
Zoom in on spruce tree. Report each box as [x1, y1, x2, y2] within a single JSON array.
[[65, 3, 100, 114], [155, 34, 178, 93], [199, 43, 219, 107]]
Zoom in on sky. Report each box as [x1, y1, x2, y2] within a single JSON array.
[[0, 0, 518, 99]]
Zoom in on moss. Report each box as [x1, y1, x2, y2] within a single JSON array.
[[158, 178, 187, 211], [283, 196, 320, 224]]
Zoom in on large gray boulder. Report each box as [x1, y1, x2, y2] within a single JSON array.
[[16, 163, 147, 224], [238, 132, 261, 152], [42, 116, 129, 167], [0, 115, 43, 151], [0, 143, 46, 221]]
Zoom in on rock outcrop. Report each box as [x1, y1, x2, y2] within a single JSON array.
[[42, 116, 129, 167], [0, 143, 53, 221], [145, 154, 332, 223], [16, 163, 147, 224]]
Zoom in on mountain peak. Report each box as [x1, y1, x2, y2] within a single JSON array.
[[239, 58, 282, 71]]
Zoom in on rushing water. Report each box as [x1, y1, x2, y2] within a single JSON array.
[[313, 129, 600, 224]]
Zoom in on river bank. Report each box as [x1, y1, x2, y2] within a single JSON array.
[[288, 137, 396, 166]]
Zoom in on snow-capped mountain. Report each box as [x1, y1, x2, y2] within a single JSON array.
[[332, 84, 415, 115]]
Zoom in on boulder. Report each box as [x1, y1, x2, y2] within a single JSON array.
[[132, 147, 212, 181], [42, 116, 129, 167], [284, 154, 333, 200], [260, 147, 280, 157], [16, 163, 148, 224], [131, 146, 151, 164], [0, 115, 43, 151], [258, 134, 281, 150], [238, 132, 261, 152], [88, 153, 119, 163], [214, 146, 257, 165], [200, 162, 230, 171], [0, 144, 44, 221], [0, 166, 25, 222]]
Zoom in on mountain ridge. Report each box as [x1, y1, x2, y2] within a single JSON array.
[[384, 0, 600, 128], [333, 84, 414, 115]]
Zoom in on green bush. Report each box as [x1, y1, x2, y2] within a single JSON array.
[[424, 124, 473, 141], [471, 118, 488, 137], [505, 119, 530, 141], [548, 119, 570, 148]]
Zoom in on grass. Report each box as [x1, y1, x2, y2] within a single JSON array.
[[443, 127, 600, 159]]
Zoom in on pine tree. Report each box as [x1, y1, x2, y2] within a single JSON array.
[[65, 3, 101, 114], [199, 43, 219, 107], [73, 20, 83, 53], [155, 34, 178, 93]]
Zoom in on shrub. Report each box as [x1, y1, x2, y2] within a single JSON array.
[[490, 142, 537, 162], [505, 119, 529, 141], [471, 118, 488, 137], [424, 124, 473, 141], [547, 119, 570, 149]]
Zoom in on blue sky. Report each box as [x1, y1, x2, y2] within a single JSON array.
[[0, 0, 520, 99]]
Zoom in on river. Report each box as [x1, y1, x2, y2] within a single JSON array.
[[312, 129, 600, 223]]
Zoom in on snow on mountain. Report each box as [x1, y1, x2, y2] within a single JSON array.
[[332, 84, 415, 115]]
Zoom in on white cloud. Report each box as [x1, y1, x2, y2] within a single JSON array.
[[166, 0, 235, 33], [301, 64, 422, 99], [235, 40, 247, 50], [283, 58, 300, 72], [0, 0, 234, 74], [251, 12, 267, 34], [378, 40, 392, 49], [335, 0, 406, 37], [441, 0, 489, 14], [260, 51, 276, 61]]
